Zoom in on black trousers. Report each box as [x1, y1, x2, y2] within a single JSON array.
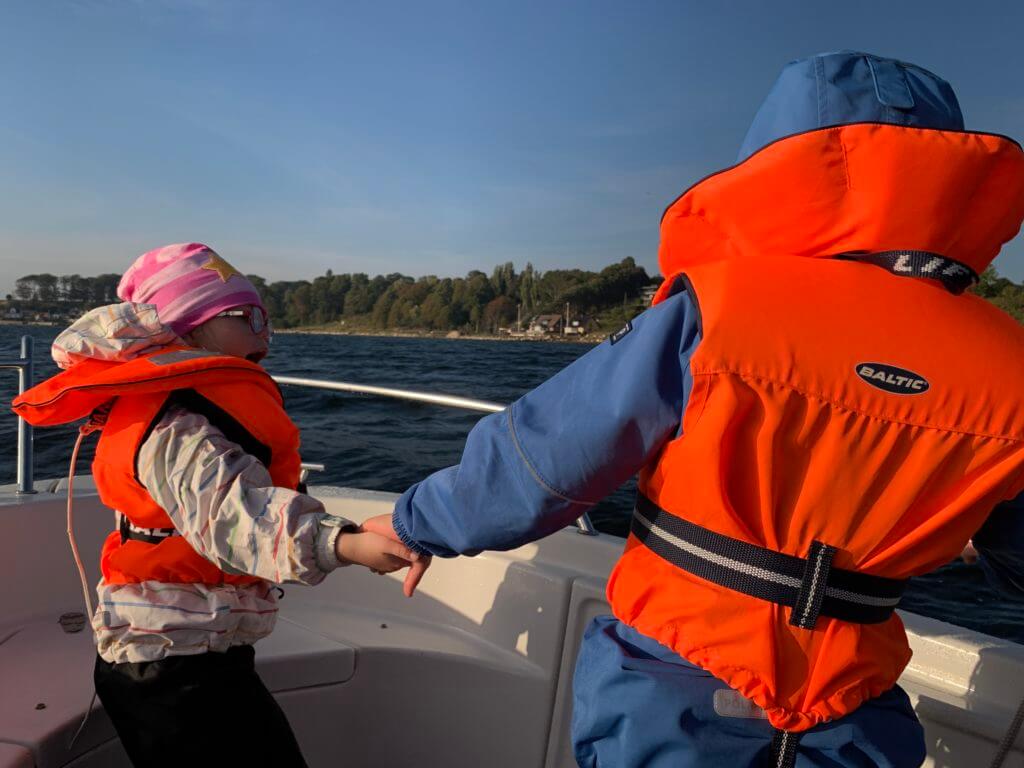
[[94, 645, 308, 767]]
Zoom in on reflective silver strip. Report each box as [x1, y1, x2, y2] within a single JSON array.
[[635, 510, 901, 609], [826, 585, 900, 608], [633, 509, 802, 589]]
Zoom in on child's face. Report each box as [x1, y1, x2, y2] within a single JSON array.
[[185, 305, 271, 363]]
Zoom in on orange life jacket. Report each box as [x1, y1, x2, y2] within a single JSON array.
[[13, 348, 302, 587], [607, 123, 1024, 732]]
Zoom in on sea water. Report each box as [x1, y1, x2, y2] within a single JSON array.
[[1, 325, 1020, 642]]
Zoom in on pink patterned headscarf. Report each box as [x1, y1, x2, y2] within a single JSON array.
[[117, 243, 265, 337]]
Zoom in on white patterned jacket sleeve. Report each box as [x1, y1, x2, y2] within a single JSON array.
[[137, 404, 342, 585]]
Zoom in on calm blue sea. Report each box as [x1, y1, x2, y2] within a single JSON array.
[[1, 324, 1021, 643]]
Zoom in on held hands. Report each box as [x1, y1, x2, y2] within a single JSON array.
[[334, 522, 432, 597], [361, 513, 432, 598], [335, 530, 421, 577]]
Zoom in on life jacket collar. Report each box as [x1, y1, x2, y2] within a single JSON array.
[[655, 123, 1024, 304], [12, 347, 282, 427]]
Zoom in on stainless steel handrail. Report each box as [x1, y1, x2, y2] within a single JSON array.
[[0, 336, 35, 494], [272, 376, 505, 413], [272, 375, 599, 535], [299, 461, 325, 484]]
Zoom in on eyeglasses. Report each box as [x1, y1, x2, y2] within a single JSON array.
[[215, 305, 271, 335]]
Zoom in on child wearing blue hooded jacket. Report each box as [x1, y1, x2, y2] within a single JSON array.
[[367, 51, 1024, 768]]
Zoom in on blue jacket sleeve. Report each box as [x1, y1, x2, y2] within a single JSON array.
[[973, 490, 1024, 599], [392, 290, 702, 557]]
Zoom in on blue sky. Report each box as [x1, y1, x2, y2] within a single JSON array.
[[1, 0, 1022, 294]]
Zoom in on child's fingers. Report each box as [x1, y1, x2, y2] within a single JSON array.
[[960, 540, 979, 564], [403, 557, 431, 598], [381, 538, 420, 563], [377, 553, 413, 571]]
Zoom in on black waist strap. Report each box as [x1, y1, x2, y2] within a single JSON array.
[[119, 513, 180, 545], [631, 494, 906, 628]]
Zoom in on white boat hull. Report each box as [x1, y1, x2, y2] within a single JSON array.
[[1, 482, 1022, 767]]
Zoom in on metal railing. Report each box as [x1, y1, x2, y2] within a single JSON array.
[[1, 337, 597, 533], [272, 376, 505, 414], [0, 336, 34, 494], [272, 375, 598, 535]]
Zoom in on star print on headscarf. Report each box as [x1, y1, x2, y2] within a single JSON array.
[[200, 252, 242, 282]]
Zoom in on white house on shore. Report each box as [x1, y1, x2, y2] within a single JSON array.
[[527, 314, 563, 336]]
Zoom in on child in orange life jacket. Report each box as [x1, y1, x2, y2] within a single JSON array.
[[364, 52, 1024, 768], [18, 243, 422, 768]]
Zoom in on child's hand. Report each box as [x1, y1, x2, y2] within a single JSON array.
[[335, 530, 421, 574], [960, 539, 979, 565], [361, 514, 432, 597]]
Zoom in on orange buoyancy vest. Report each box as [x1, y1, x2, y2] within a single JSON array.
[[13, 348, 302, 587], [607, 123, 1024, 732]]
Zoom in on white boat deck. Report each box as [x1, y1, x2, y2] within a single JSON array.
[[0, 481, 1022, 767]]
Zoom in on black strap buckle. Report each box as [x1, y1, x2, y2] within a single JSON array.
[[789, 541, 836, 630]]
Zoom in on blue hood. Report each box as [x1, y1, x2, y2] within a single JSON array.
[[738, 51, 964, 162]]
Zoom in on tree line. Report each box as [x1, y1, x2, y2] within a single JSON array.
[[7, 261, 1024, 330], [7, 258, 654, 332], [972, 267, 1024, 322], [10, 273, 121, 306]]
